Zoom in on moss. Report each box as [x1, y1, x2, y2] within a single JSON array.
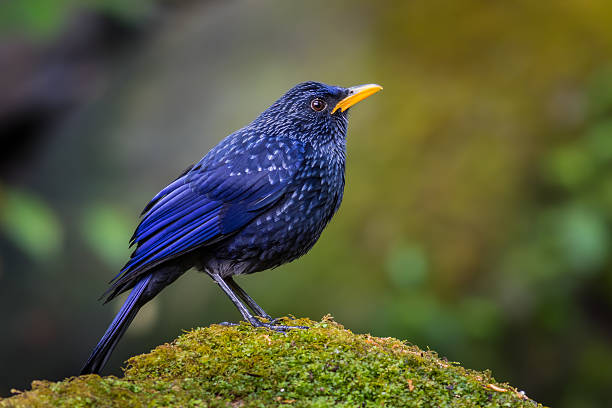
[[1, 316, 545, 407]]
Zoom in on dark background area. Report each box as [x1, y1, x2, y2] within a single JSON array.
[[1, 1, 612, 407]]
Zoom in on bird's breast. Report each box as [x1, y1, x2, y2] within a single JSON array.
[[208, 154, 345, 274]]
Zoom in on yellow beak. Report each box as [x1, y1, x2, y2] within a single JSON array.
[[331, 84, 383, 114]]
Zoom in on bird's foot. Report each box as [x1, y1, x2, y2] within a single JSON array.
[[269, 315, 298, 325], [250, 316, 308, 332], [270, 315, 298, 324]]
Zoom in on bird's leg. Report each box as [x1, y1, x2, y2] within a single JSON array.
[[211, 274, 258, 325], [211, 274, 307, 332], [224, 276, 272, 320]]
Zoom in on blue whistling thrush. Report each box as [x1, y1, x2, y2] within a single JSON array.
[[81, 81, 382, 374]]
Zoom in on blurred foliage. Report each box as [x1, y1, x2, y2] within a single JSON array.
[[1, 1, 612, 408], [0, 0, 153, 40], [79, 204, 132, 268], [0, 187, 62, 261]]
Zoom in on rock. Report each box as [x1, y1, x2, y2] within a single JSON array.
[[0, 316, 544, 407]]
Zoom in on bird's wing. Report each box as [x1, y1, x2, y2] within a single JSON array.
[[105, 136, 305, 300]]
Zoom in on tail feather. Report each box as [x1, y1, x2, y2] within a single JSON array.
[[81, 274, 153, 375]]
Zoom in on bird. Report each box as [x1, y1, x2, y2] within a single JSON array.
[[80, 81, 382, 375]]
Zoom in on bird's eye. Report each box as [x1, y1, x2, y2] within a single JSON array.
[[310, 98, 327, 112]]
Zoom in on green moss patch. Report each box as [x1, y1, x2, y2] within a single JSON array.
[[1, 316, 544, 407]]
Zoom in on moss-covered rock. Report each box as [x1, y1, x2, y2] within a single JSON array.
[[1, 316, 544, 407]]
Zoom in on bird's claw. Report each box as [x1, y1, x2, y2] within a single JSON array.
[[218, 321, 239, 327]]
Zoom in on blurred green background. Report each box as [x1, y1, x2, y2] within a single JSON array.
[[1, 1, 612, 407]]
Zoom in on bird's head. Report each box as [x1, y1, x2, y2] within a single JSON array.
[[256, 81, 382, 145]]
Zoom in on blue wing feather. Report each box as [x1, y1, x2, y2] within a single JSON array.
[[140, 165, 194, 215], [132, 198, 219, 245], [130, 201, 223, 259], [105, 134, 304, 299], [127, 209, 222, 272]]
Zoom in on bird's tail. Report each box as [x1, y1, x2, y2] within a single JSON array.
[[80, 273, 153, 375]]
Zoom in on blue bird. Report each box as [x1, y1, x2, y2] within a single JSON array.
[[81, 81, 382, 375]]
